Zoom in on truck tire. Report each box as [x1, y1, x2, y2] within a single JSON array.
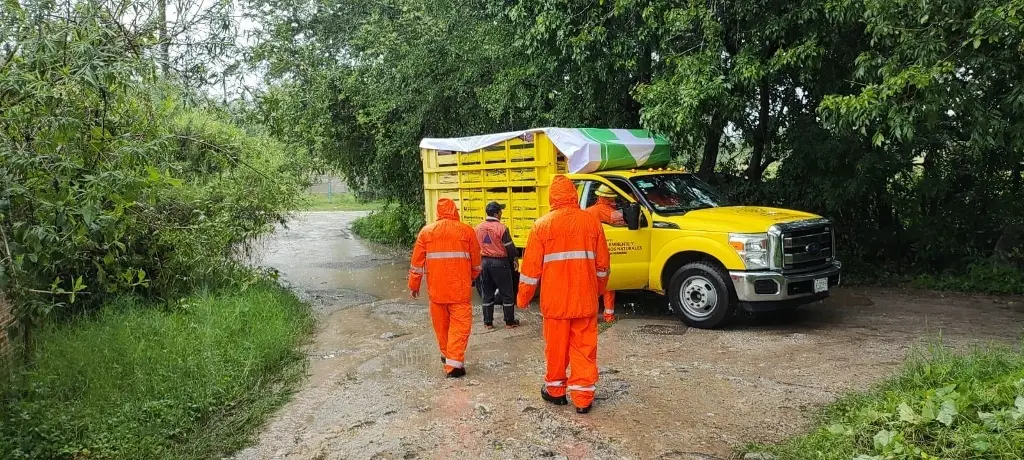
[[667, 261, 736, 329]]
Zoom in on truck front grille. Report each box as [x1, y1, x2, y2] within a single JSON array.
[[780, 223, 834, 272]]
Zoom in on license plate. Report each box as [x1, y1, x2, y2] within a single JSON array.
[[814, 278, 829, 293]]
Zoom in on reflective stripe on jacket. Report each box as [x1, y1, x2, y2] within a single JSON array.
[[516, 175, 611, 319], [408, 199, 482, 303]]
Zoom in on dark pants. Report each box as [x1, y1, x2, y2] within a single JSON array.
[[480, 257, 516, 325]]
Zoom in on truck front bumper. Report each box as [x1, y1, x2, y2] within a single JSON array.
[[729, 262, 842, 303]]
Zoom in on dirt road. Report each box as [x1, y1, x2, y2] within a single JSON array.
[[237, 211, 1024, 460]]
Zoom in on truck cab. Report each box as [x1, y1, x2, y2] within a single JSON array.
[[569, 169, 842, 328]]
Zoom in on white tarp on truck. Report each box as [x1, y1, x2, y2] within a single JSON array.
[[419, 127, 671, 174]]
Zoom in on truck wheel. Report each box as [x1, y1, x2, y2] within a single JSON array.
[[667, 262, 735, 329]]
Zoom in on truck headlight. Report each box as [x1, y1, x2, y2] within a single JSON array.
[[729, 233, 769, 270]]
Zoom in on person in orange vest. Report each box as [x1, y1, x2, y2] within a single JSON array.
[[516, 175, 611, 414], [585, 184, 625, 323], [409, 198, 482, 378], [475, 201, 521, 329]]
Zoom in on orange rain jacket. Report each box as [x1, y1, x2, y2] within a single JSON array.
[[585, 197, 625, 226], [585, 196, 622, 320], [516, 175, 611, 317], [408, 199, 482, 303]]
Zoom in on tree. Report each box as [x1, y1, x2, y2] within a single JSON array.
[[634, 0, 865, 181], [820, 0, 1024, 267], [249, 0, 574, 206], [1, 0, 308, 353]]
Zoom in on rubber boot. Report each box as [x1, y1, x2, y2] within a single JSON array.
[[541, 386, 568, 405], [446, 367, 466, 378]]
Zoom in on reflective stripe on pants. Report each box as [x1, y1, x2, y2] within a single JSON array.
[[542, 316, 597, 404]]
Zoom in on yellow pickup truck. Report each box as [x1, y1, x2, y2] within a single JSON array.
[[420, 128, 841, 328]]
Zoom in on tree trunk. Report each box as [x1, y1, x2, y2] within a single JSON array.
[[158, 0, 169, 76], [746, 81, 771, 181], [920, 147, 941, 218], [698, 118, 725, 181], [1011, 158, 1022, 192]]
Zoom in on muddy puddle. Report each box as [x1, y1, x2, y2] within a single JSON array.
[[237, 211, 1024, 460]]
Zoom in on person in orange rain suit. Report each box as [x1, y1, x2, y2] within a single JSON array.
[[408, 198, 482, 378], [585, 184, 625, 323], [516, 175, 611, 414]]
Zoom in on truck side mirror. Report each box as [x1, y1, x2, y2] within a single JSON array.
[[623, 202, 641, 230]]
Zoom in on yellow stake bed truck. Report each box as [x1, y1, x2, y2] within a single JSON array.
[[420, 128, 841, 328]]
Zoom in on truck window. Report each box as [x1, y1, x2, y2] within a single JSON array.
[[581, 180, 628, 227], [630, 174, 730, 214], [607, 178, 638, 201]]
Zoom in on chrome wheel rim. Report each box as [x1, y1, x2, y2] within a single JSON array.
[[679, 275, 718, 318]]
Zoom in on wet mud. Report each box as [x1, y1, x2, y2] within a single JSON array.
[[237, 211, 1024, 460]]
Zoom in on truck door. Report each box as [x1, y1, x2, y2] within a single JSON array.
[[574, 178, 652, 291]]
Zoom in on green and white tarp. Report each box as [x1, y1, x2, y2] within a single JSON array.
[[419, 128, 671, 174]]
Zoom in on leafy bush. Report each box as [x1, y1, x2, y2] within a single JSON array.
[[747, 343, 1024, 459], [0, 5, 309, 332], [911, 260, 1024, 296], [350, 205, 424, 246], [0, 281, 313, 460]]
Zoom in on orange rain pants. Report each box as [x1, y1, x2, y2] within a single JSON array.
[[429, 302, 473, 373], [518, 175, 611, 410], [409, 198, 482, 374], [600, 291, 615, 322], [542, 316, 599, 408]]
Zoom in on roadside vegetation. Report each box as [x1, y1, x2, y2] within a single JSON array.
[[1, 2, 313, 459], [0, 282, 312, 459], [350, 205, 425, 246], [746, 343, 1024, 459]]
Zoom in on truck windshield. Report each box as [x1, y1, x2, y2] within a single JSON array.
[[630, 174, 731, 214]]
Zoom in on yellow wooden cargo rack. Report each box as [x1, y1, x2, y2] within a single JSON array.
[[421, 132, 568, 246]]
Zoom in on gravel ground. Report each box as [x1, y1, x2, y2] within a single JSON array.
[[235, 212, 1024, 460]]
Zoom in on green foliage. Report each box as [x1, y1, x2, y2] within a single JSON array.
[[250, 0, 510, 208], [747, 343, 1024, 459], [911, 260, 1024, 296], [1, 2, 310, 329], [249, 0, 1024, 282], [0, 281, 314, 460], [351, 205, 424, 246], [812, 0, 1024, 276], [248, 0, 637, 210]]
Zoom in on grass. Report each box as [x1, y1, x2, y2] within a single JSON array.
[[303, 192, 382, 211], [744, 342, 1024, 460], [0, 281, 314, 460]]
